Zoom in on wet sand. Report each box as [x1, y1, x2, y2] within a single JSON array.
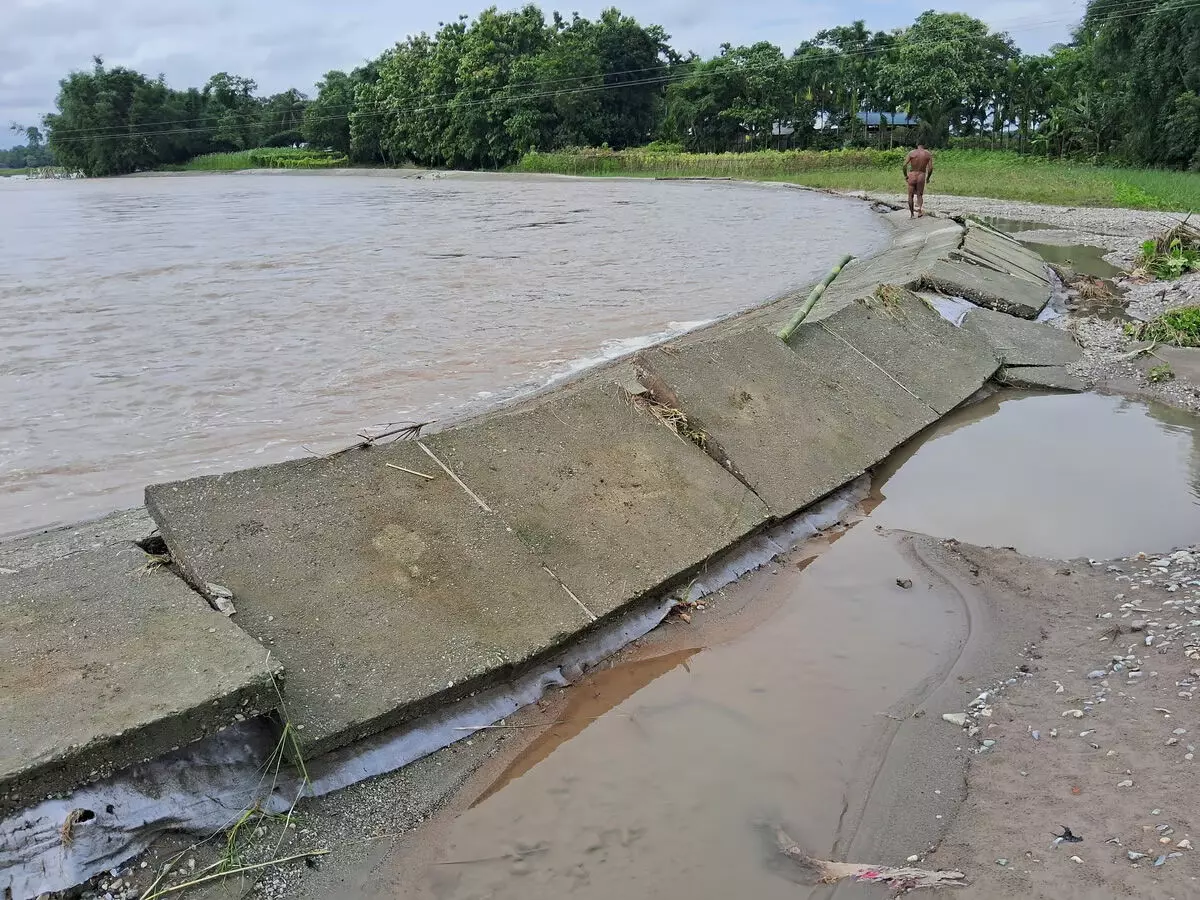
[[928, 543, 1200, 899]]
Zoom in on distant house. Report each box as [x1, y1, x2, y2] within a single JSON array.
[[808, 110, 920, 133], [858, 111, 919, 129]]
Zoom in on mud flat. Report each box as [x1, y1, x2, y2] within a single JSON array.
[[2, 209, 1078, 899]]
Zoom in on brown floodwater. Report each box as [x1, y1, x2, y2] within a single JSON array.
[[0, 172, 887, 537], [363, 391, 1200, 900]]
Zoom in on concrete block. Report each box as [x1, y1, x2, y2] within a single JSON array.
[[964, 308, 1082, 367], [1000, 366, 1087, 392], [426, 380, 769, 619], [806, 288, 1000, 414], [636, 326, 937, 517], [146, 441, 593, 757], [922, 259, 1052, 319], [0, 512, 278, 809], [962, 227, 1051, 283]]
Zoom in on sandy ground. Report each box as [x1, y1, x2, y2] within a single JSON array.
[[928, 542, 1200, 899]]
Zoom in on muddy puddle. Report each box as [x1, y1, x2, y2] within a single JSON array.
[[354, 391, 1200, 900]]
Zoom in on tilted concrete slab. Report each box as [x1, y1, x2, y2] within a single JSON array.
[[741, 214, 957, 334], [0, 511, 278, 810], [964, 307, 1082, 367], [634, 326, 937, 517], [425, 380, 769, 619], [1000, 365, 1087, 392], [921, 258, 1052, 319], [146, 441, 593, 757], [962, 226, 1051, 283], [804, 288, 1000, 414]]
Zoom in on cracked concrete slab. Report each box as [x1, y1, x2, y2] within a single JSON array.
[[146, 441, 592, 757], [805, 288, 1000, 414], [921, 258, 1052, 318], [964, 307, 1082, 367], [0, 511, 278, 810], [426, 380, 769, 619], [635, 326, 936, 517], [999, 365, 1087, 392]]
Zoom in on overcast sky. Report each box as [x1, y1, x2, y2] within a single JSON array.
[[2, 0, 1087, 144]]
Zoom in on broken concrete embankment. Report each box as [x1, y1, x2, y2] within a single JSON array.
[[1, 210, 1080, 897]]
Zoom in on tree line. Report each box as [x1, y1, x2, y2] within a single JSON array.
[[0, 126, 54, 169], [30, 0, 1200, 177]]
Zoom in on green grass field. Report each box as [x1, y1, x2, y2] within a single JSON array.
[[514, 148, 1200, 212], [178, 148, 350, 171], [0, 168, 31, 177]]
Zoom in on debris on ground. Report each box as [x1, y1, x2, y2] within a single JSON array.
[[932, 541, 1200, 897], [1134, 222, 1200, 281], [1050, 826, 1083, 847], [774, 828, 967, 892]]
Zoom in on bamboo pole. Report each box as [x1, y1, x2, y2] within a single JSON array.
[[776, 254, 855, 342]]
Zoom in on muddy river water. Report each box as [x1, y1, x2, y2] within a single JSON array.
[[357, 391, 1200, 900], [0, 173, 886, 536]]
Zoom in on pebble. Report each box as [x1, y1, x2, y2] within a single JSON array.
[[942, 713, 968, 727], [1087, 670, 1107, 679], [1117, 779, 1134, 787], [1178, 839, 1193, 850], [1070, 855, 1084, 863], [1129, 850, 1149, 860], [907, 854, 920, 863], [995, 858, 1008, 866], [1062, 709, 1084, 718]]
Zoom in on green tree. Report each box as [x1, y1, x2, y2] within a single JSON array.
[[44, 58, 176, 175], [203, 72, 262, 150], [261, 88, 308, 146], [445, 5, 550, 168], [878, 11, 1008, 146], [303, 71, 355, 153]]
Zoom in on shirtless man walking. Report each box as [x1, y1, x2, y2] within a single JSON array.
[[903, 143, 934, 218]]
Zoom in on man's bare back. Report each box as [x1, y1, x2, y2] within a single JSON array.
[[903, 144, 934, 218]]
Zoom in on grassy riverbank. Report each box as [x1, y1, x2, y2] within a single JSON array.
[[0, 168, 31, 177], [515, 148, 1200, 212], [170, 148, 350, 171]]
